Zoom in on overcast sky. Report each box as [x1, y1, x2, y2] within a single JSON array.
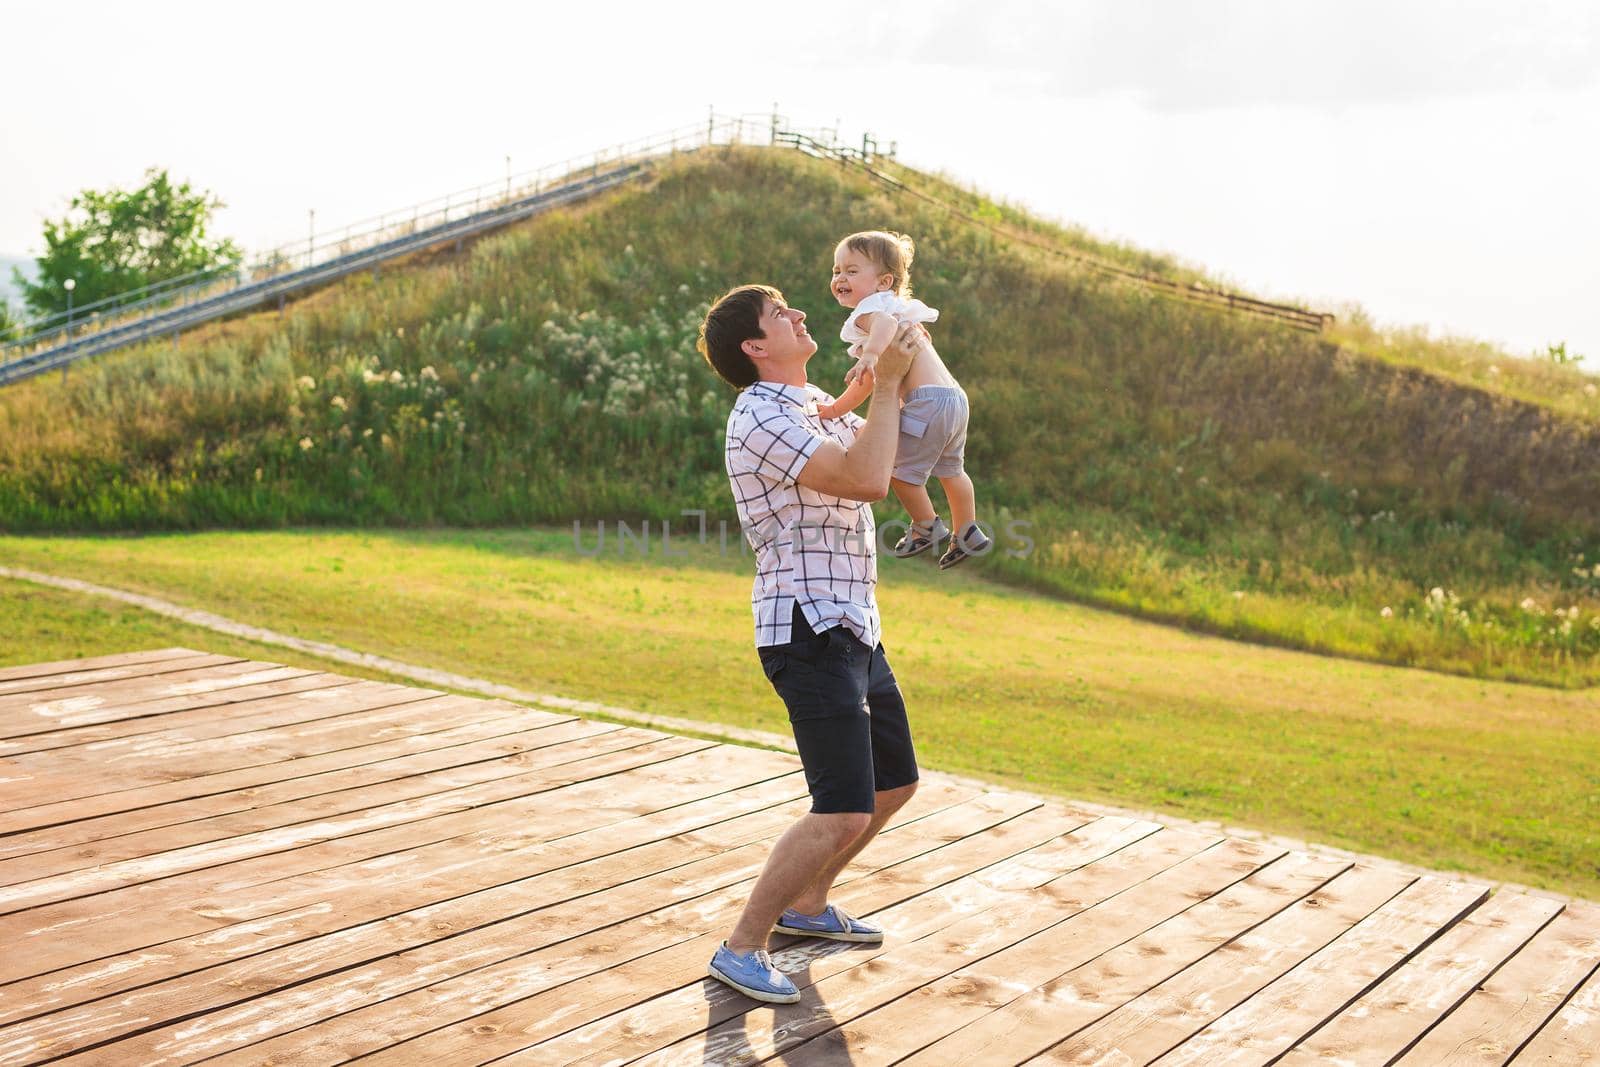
[[4, 1, 1596, 359]]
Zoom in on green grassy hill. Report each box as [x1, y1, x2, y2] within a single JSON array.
[[1, 146, 1597, 683]]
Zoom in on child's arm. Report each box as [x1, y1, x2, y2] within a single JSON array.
[[852, 312, 900, 371], [816, 367, 875, 420]]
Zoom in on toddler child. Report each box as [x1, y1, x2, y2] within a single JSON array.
[[815, 230, 990, 568]]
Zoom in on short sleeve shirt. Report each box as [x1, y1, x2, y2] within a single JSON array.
[[725, 380, 881, 649]]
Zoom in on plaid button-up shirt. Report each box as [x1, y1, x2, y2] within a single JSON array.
[[725, 380, 881, 649]]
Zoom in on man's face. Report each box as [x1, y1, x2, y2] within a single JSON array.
[[745, 298, 817, 368]]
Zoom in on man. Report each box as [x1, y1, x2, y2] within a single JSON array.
[[696, 283, 926, 1004]]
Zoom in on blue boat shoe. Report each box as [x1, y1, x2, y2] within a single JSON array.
[[773, 903, 883, 943], [708, 941, 801, 1004]]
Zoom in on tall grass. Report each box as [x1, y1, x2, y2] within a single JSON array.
[[1, 146, 1597, 683]]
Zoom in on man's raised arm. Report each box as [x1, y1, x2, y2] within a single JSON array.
[[796, 322, 924, 501]]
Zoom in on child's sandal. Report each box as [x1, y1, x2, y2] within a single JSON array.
[[938, 523, 993, 570], [892, 517, 950, 558]]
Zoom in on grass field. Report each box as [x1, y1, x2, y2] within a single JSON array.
[[4, 528, 1595, 900], [3, 147, 1597, 684]]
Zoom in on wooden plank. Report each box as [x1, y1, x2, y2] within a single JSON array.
[[1280, 891, 1565, 1064], [0, 653, 252, 713], [1399, 901, 1600, 1065], [20, 782, 987, 1063], [0, 733, 714, 915], [0, 646, 203, 683], [0, 717, 629, 883], [0, 691, 550, 835], [0, 648, 218, 694], [0, 672, 367, 757], [0, 684, 520, 809], [0, 685, 484, 813], [3, 678, 443, 775], [0, 663, 315, 728], [4, 783, 828, 1062], [0, 744, 799, 985], [1153, 877, 1492, 1065], [529, 826, 1229, 1067], [0, 769, 821, 1031], [245, 800, 1117, 1066], [1035, 863, 1416, 1064], [624, 831, 1273, 1067], [1514, 958, 1600, 1064], [0, 707, 577, 864], [848, 852, 1349, 1066]]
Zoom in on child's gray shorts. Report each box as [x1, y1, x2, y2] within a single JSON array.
[[892, 385, 969, 485]]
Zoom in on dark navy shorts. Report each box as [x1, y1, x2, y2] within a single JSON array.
[[758, 603, 920, 814]]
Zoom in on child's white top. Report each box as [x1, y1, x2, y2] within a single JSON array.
[[840, 290, 939, 358]]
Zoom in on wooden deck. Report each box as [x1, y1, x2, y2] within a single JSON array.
[[0, 648, 1596, 1066]]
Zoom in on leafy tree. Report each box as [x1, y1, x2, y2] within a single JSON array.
[[0, 298, 19, 342], [11, 167, 242, 320]]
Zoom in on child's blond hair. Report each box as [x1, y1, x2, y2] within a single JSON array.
[[839, 230, 916, 298]]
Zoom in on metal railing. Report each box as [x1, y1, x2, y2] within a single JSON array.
[[1, 109, 1328, 387], [0, 111, 794, 385], [777, 129, 1332, 333]]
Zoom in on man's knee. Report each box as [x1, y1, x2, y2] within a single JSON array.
[[877, 780, 918, 813], [817, 810, 873, 847]]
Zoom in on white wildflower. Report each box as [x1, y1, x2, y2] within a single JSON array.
[[420, 365, 439, 381], [362, 427, 374, 437], [362, 369, 383, 384], [297, 375, 316, 390], [389, 370, 404, 384], [298, 436, 314, 451], [1231, 591, 1245, 600], [396, 327, 405, 338], [1380, 606, 1393, 618], [330, 396, 347, 410], [1520, 597, 1538, 611]]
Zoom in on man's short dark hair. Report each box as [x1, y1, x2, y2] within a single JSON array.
[[698, 284, 783, 389]]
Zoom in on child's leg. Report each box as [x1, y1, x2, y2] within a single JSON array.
[[939, 471, 977, 533], [890, 478, 938, 525]]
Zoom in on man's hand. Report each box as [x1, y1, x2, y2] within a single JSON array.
[[874, 321, 926, 385]]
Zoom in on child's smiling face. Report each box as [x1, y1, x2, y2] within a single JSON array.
[[831, 245, 893, 309]]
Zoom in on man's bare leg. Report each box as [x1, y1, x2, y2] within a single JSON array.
[[789, 781, 918, 916], [725, 810, 872, 954]]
